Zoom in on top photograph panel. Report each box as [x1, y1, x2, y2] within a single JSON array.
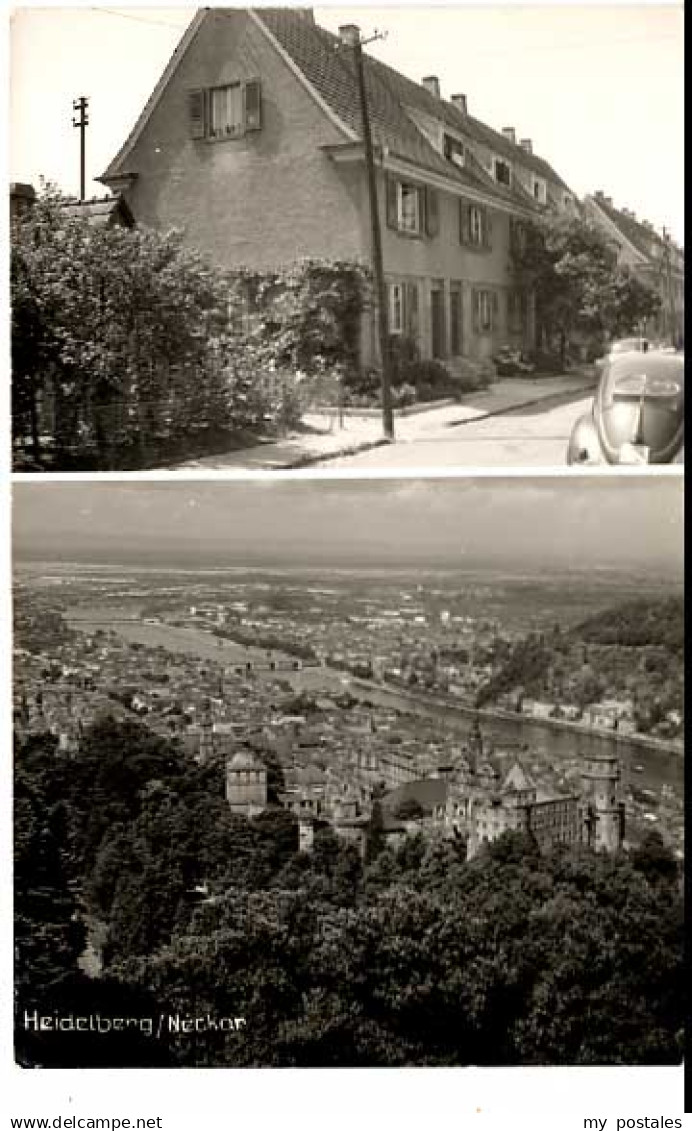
[[10, 6, 684, 472]]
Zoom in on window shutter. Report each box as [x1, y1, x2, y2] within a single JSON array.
[[509, 218, 516, 252], [492, 290, 499, 328], [485, 210, 493, 250], [472, 289, 480, 333], [188, 88, 207, 139], [425, 188, 439, 238], [244, 78, 262, 131], [386, 177, 398, 230], [405, 281, 419, 338]]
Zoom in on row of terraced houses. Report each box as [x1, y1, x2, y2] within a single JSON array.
[[93, 7, 684, 365]]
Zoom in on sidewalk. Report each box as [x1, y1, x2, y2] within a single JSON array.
[[165, 369, 597, 471]]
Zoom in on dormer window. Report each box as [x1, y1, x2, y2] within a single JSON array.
[[494, 158, 512, 187], [532, 176, 547, 204], [444, 134, 465, 168]]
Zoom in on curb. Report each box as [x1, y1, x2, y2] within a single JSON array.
[[292, 377, 598, 466], [281, 437, 392, 469], [182, 373, 598, 469], [445, 378, 598, 430]]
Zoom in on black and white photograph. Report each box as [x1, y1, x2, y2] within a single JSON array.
[[9, 5, 684, 471], [5, 2, 686, 1127]]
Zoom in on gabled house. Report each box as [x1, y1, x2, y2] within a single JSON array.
[[99, 7, 576, 364], [584, 191, 684, 344]]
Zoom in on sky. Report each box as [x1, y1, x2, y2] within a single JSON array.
[[8, 3, 685, 244], [12, 475, 684, 575]]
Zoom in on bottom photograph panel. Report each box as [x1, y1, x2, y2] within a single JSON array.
[[12, 475, 684, 1069]]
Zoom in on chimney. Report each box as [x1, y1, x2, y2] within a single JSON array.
[[338, 24, 360, 47], [422, 75, 441, 99], [594, 189, 605, 199], [451, 93, 467, 114], [519, 138, 533, 154], [502, 127, 516, 145], [604, 196, 613, 207], [10, 182, 36, 218]]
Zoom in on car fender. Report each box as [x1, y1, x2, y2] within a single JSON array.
[[566, 413, 605, 465]]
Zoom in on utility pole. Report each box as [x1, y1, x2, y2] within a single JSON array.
[[72, 95, 89, 202], [339, 25, 394, 441]]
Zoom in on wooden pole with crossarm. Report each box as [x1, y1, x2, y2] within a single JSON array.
[[339, 25, 395, 441], [72, 96, 89, 202]]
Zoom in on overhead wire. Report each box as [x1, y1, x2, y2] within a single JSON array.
[[89, 7, 193, 31]]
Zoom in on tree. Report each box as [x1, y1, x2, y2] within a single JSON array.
[[512, 212, 661, 366], [11, 186, 232, 466], [364, 799, 386, 864], [590, 264, 663, 338]]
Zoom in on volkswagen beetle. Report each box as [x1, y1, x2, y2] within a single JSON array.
[[567, 350, 684, 465]]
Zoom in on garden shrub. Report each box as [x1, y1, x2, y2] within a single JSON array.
[[11, 188, 372, 468]]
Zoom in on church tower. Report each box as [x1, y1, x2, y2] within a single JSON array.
[[581, 750, 625, 851]]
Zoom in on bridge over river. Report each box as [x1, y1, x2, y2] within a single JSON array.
[[67, 607, 682, 796]]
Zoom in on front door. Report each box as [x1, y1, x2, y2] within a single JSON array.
[[431, 284, 446, 359]]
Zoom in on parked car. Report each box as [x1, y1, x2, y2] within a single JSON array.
[[594, 337, 649, 369], [567, 350, 684, 465]]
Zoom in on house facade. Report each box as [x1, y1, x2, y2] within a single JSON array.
[[584, 191, 685, 345], [99, 7, 577, 365]]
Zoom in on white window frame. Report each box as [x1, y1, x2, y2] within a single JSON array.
[[493, 157, 512, 187], [397, 183, 421, 234], [389, 283, 404, 334], [469, 205, 486, 246], [476, 290, 493, 333], [532, 176, 547, 204]]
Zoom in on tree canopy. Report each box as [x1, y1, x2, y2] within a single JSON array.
[[511, 212, 661, 362], [14, 717, 683, 1068]]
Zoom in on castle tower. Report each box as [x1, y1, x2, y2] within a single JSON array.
[[468, 717, 485, 772], [581, 751, 624, 851], [225, 748, 268, 817]]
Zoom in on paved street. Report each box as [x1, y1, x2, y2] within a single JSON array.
[[167, 373, 597, 471], [315, 390, 593, 469]]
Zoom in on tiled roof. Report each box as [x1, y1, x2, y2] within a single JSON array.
[[102, 5, 570, 213], [382, 776, 449, 814], [60, 196, 135, 227], [457, 111, 570, 191], [591, 195, 670, 265], [501, 761, 535, 793], [257, 8, 564, 209]]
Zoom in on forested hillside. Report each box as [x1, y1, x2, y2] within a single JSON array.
[[15, 718, 683, 1068], [477, 597, 683, 736]]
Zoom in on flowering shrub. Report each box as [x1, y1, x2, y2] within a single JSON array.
[[226, 259, 371, 377], [12, 188, 371, 468]]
